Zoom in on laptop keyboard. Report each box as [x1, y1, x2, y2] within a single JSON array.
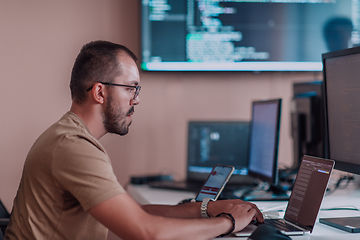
[[263, 219, 303, 232]]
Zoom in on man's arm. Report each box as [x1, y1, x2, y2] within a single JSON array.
[[141, 199, 264, 221], [88, 193, 260, 240]]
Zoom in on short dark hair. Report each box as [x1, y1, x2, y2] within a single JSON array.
[[323, 17, 353, 51], [70, 40, 138, 104]]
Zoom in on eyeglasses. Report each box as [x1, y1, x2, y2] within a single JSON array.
[[87, 82, 141, 100]]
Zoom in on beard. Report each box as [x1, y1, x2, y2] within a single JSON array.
[[103, 95, 134, 136]]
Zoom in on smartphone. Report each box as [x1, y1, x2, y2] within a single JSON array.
[[195, 164, 235, 202]]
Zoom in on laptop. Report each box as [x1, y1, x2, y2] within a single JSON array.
[[148, 121, 251, 192], [234, 155, 335, 236]]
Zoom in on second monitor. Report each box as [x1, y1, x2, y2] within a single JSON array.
[[236, 98, 289, 201], [248, 99, 282, 186]]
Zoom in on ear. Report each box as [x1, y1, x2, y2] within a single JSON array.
[[89, 83, 106, 104]]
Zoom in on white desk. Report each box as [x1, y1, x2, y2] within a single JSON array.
[[128, 184, 360, 239]]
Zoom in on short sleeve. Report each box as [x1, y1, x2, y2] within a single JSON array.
[[52, 134, 125, 211]]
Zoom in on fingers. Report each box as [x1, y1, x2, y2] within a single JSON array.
[[242, 204, 262, 222], [241, 204, 256, 219], [229, 200, 264, 223], [230, 205, 257, 232], [211, 201, 264, 233], [250, 204, 264, 223], [241, 201, 264, 223], [209, 199, 264, 223], [251, 208, 264, 223]]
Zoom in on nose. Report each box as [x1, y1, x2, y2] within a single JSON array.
[[131, 95, 140, 105]]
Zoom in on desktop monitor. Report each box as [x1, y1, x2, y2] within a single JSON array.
[[323, 46, 360, 175], [247, 99, 282, 186], [187, 121, 250, 184]]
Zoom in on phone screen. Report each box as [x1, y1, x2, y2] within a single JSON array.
[[195, 165, 234, 202]]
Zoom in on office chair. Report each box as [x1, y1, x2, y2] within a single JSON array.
[[0, 199, 10, 237]]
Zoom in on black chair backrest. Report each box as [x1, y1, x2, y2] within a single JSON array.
[[0, 200, 9, 219]]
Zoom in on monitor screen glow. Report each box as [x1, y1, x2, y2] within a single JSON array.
[[141, 0, 359, 72], [247, 99, 282, 185]]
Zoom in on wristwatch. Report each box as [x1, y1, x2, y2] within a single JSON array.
[[200, 198, 214, 218]]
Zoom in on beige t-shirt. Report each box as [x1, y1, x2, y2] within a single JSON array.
[[5, 112, 125, 240]]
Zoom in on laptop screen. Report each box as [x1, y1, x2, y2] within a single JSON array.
[[247, 99, 282, 185], [284, 155, 334, 231], [187, 121, 249, 182]]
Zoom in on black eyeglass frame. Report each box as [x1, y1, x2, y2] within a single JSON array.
[[87, 82, 141, 100]]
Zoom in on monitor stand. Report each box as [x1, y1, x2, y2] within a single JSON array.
[[239, 184, 290, 201]]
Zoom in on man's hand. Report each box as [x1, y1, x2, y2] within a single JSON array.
[[207, 199, 264, 230]]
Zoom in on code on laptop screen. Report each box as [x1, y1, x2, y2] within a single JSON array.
[[285, 157, 333, 229]]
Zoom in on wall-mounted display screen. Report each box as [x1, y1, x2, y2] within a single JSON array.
[[141, 0, 359, 72]]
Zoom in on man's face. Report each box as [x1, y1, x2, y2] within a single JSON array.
[[103, 94, 134, 135], [102, 54, 140, 136]]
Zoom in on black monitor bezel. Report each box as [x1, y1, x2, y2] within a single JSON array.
[[247, 98, 282, 185], [322, 46, 360, 175]]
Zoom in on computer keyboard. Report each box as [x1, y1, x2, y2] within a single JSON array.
[[263, 219, 302, 232]]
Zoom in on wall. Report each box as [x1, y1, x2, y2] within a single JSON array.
[[0, 1, 322, 239], [118, 70, 321, 180]]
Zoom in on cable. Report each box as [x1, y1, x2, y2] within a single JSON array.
[[325, 174, 355, 195]]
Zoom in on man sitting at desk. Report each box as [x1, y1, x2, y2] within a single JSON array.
[[5, 40, 263, 240]]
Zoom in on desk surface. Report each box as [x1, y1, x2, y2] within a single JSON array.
[[128, 184, 360, 240]]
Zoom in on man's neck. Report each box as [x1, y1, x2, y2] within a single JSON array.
[[70, 102, 107, 140]]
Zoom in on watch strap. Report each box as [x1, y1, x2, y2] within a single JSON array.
[[200, 198, 214, 218]]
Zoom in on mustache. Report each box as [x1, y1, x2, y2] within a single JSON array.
[[127, 107, 135, 116]]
